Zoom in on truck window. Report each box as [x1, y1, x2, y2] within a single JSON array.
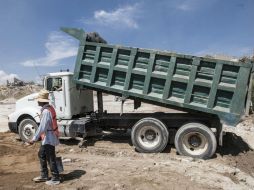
[[46, 77, 62, 91]]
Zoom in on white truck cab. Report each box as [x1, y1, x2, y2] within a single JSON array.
[[8, 71, 94, 141]]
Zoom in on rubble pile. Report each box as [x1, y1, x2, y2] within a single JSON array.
[[0, 85, 42, 101]]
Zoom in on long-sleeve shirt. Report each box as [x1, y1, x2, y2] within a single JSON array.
[[32, 105, 59, 146]]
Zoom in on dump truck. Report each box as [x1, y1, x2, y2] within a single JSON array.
[[8, 28, 254, 159]]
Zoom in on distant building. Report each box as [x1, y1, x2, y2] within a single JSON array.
[[6, 77, 24, 87]]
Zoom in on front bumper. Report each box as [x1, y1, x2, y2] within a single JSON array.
[[8, 122, 18, 133]]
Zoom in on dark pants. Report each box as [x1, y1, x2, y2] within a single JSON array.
[[38, 144, 59, 180]]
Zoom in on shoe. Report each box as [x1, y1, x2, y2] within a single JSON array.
[[33, 176, 48, 182], [45, 179, 60, 185]]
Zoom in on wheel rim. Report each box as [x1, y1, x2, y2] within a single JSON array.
[[22, 124, 36, 140], [182, 132, 208, 156], [137, 125, 161, 149]]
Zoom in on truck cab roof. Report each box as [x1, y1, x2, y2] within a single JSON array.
[[47, 72, 73, 77]]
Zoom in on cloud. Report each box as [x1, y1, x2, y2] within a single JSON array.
[[21, 31, 78, 67], [195, 46, 253, 58], [177, 0, 203, 11], [0, 70, 19, 85], [83, 4, 140, 29]]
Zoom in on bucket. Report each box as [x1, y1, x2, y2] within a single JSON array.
[[56, 157, 64, 173]]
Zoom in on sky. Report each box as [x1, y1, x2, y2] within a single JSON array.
[[0, 0, 253, 84]]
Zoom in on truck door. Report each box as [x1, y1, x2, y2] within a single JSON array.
[[46, 77, 65, 118]]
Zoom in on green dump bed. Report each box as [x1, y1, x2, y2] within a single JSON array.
[[62, 28, 254, 126]]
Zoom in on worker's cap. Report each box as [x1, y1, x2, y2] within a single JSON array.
[[36, 89, 50, 103]]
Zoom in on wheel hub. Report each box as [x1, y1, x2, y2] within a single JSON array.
[[182, 131, 208, 156], [145, 130, 156, 141], [24, 128, 32, 136], [188, 135, 202, 147], [23, 124, 35, 138], [137, 125, 161, 149]]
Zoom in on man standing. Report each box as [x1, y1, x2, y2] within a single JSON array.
[[29, 90, 60, 185]]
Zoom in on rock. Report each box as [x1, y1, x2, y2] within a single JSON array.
[[240, 178, 246, 182], [114, 183, 125, 189], [237, 173, 247, 183], [114, 183, 120, 188], [180, 157, 194, 163], [142, 167, 151, 171], [234, 168, 241, 174], [74, 158, 80, 162], [69, 148, 74, 152], [62, 158, 72, 163]]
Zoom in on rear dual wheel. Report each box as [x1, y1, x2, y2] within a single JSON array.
[[131, 119, 217, 159], [174, 123, 217, 159]]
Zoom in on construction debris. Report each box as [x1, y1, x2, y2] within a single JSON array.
[[0, 84, 42, 101]]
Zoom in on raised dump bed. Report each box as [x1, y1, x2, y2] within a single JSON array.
[[62, 28, 254, 127]]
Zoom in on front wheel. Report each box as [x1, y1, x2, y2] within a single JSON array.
[[174, 123, 217, 159], [18, 119, 38, 142], [131, 118, 169, 153]]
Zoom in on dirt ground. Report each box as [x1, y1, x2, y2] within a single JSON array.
[[1, 95, 254, 190], [1, 128, 254, 190]]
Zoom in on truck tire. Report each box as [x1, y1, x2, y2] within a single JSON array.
[[18, 119, 38, 142], [174, 123, 217, 159], [131, 118, 169, 153]]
